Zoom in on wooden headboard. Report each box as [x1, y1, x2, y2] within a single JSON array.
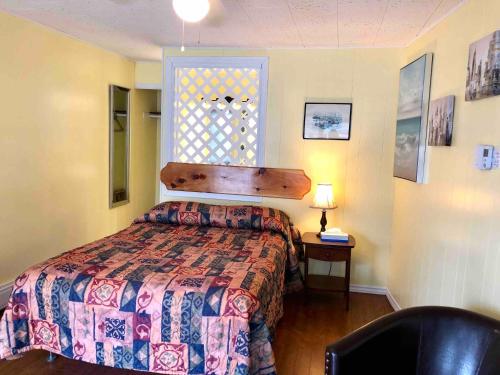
[[161, 162, 311, 200]]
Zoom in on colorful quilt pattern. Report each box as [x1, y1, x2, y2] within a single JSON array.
[[0, 202, 302, 374]]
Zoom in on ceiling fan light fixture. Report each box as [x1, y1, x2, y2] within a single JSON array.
[[173, 0, 210, 23]]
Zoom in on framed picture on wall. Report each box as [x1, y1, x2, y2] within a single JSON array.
[[303, 102, 352, 140], [393, 53, 433, 183], [428, 95, 455, 146], [466, 30, 500, 101]]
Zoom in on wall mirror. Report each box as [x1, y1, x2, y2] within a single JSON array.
[[109, 85, 130, 208]]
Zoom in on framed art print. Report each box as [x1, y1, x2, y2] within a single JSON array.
[[303, 102, 352, 140], [466, 30, 500, 101], [428, 95, 455, 146], [393, 53, 433, 183]]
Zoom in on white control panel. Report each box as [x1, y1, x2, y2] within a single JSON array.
[[475, 145, 494, 170]]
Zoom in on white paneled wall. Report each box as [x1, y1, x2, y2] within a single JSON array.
[[389, 0, 500, 319]]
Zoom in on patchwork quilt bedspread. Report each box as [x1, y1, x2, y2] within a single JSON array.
[[0, 202, 302, 374]]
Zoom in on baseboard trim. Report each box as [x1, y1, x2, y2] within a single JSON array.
[[350, 284, 387, 295], [0, 281, 13, 309], [350, 284, 401, 311], [385, 288, 402, 311]]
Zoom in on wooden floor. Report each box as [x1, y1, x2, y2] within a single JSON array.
[[273, 292, 393, 374], [0, 292, 393, 375]]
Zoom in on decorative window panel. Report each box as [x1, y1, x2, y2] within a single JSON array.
[[164, 57, 268, 168]]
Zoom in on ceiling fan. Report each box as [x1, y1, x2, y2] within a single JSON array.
[[172, 0, 226, 50], [172, 0, 226, 26]]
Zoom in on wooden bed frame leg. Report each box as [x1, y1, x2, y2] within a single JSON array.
[[47, 352, 57, 362]]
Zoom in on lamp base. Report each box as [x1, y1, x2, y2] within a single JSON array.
[[317, 209, 328, 238]]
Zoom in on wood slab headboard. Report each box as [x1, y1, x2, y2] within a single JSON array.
[[161, 162, 311, 200]]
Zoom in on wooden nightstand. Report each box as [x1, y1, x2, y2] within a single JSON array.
[[302, 232, 356, 310]]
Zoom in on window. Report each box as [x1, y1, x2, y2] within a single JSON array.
[[161, 56, 269, 201]]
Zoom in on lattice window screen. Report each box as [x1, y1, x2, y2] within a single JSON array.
[[172, 66, 262, 166]]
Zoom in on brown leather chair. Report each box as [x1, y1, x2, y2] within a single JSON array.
[[325, 306, 500, 375]]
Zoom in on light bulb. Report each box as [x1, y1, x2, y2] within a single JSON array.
[[173, 0, 210, 23]]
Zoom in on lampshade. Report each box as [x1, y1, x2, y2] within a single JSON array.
[[312, 183, 336, 209], [173, 0, 210, 23]]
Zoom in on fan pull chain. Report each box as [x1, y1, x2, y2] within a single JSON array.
[[198, 22, 201, 46], [181, 20, 185, 52]]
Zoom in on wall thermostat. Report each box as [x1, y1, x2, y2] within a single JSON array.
[[475, 145, 494, 170]]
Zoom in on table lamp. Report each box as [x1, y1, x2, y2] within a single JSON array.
[[311, 183, 337, 237]]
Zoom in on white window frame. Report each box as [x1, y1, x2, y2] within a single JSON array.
[[160, 55, 269, 203]]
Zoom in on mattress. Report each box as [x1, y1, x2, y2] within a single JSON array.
[[0, 202, 302, 374]]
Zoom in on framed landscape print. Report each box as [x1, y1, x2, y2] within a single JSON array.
[[466, 30, 500, 101], [428, 95, 455, 146], [393, 53, 433, 183], [303, 102, 352, 140]]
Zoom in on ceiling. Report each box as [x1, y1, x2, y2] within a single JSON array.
[[0, 0, 466, 61]]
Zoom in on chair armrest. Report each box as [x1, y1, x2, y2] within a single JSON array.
[[325, 310, 421, 375]]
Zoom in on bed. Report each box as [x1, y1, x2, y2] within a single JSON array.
[[0, 201, 303, 374]]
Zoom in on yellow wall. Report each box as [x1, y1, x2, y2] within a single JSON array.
[[135, 61, 162, 88], [161, 47, 400, 287], [131, 89, 160, 214], [389, 0, 500, 318], [0, 11, 157, 285]]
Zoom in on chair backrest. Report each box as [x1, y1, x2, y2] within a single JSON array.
[[415, 307, 500, 375], [325, 306, 500, 375]]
